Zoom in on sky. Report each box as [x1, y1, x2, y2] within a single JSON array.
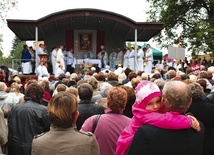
[[0, 0, 167, 56]]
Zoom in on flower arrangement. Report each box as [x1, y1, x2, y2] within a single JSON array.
[[80, 62, 92, 73]]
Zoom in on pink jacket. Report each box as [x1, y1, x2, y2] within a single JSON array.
[[116, 102, 191, 155]]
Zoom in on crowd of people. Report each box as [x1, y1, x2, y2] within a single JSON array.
[[0, 56, 214, 154], [0, 43, 214, 155]]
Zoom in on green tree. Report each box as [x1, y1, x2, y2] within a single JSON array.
[[147, 0, 214, 54], [10, 36, 25, 59]]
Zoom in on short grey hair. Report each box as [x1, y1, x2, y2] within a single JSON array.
[[162, 81, 192, 113], [187, 82, 204, 100]]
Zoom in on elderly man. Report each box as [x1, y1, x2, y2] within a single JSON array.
[[126, 81, 205, 155]]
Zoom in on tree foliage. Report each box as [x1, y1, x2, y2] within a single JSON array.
[[11, 36, 25, 59], [0, 0, 18, 25], [147, 0, 214, 54]]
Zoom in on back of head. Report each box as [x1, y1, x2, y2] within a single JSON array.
[[48, 92, 78, 128], [107, 87, 127, 113], [57, 84, 67, 92], [24, 83, 44, 103], [162, 81, 192, 113], [88, 77, 98, 89], [121, 86, 136, 110], [131, 78, 140, 89], [66, 87, 78, 97], [199, 71, 207, 79], [188, 82, 204, 100], [141, 73, 149, 80], [78, 83, 93, 100], [128, 71, 137, 81], [124, 68, 132, 77], [189, 74, 197, 82], [0, 82, 6, 91], [166, 70, 176, 80], [107, 72, 118, 81]]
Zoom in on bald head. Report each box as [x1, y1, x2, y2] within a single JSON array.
[[162, 81, 192, 113]]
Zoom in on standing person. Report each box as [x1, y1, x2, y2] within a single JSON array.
[[116, 81, 200, 155], [187, 82, 214, 155], [56, 45, 65, 71], [144, 44, 153, 74], [29, 46, 36, 74], [128, 47, 135, 71], [109, 48, 117, 69], [76, 83, 105, 130], [123, 47, 130, 68], [32, 92, 100, 155], [37, 44, 44, 63], [126, 81, 205, 155], [84, 48, 94, 59], [81, 87, 131, 155], [116, 47, 124, 67], [51, 46, 58, 74], [21, 44, 32, 75], [8, 83, 51, 155], [62, 46, 68, 71], [137, 46, 144, 72], [0, 109, 7, 154], [67, 48, 74, 73], [97, 45, 108, 69]]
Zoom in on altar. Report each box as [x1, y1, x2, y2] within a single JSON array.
[[72, 59, 101, 68]]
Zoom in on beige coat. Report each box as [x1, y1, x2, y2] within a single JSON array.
[[0, 109, 8, 154], [32, 125, 100, 155]]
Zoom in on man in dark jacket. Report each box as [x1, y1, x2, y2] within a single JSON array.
[[126, 81, 205, 155], [8, 83, 51, 155], [76, 83, 104, 130]]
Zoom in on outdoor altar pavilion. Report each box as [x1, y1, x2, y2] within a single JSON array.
[[7, 8, 164, 56]]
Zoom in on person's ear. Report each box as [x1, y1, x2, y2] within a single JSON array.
[[73, 111, 79, 123]]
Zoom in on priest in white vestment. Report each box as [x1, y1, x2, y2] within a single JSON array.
[[123, 47, 130, 68], [37, 62, 50, 80], [137, 46, 144, 72], [51, 47, 58, 74], [56, 45, 65, 70], [144, 44, 153, 74], [116, 47, 124, 66], [128, 47, 136, 71]]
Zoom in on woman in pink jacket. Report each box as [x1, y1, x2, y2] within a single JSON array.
[[116, 80, 200, 155]]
